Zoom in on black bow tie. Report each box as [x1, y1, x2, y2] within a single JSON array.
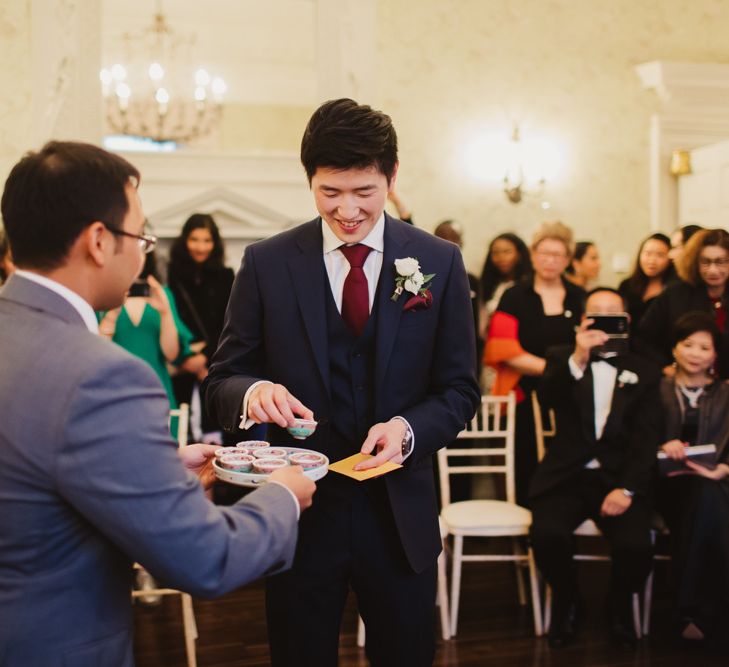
[[592, 354, 621, 368]]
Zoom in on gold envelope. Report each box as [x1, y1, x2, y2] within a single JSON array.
[[328, 453, 402, 481]]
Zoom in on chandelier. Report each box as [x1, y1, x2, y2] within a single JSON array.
[[100, 9, 226, 143]]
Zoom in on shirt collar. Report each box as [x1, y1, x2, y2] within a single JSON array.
[[321, 213, 385, 255], [14, 270, 99, 334]]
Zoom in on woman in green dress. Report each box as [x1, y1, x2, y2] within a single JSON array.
[[99, 252, 196, 420]]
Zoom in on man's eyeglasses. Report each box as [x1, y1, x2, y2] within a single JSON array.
[[105, 226, 157, 254]]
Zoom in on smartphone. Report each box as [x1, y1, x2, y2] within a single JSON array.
[[586, 312, 629, 354], [128, 281, 150, 298]]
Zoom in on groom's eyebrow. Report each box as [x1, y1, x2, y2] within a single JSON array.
[[320, 184, 377, 193]]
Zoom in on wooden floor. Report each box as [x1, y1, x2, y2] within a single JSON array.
[[133, 551, 727, 667]]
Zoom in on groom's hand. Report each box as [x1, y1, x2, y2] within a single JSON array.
[[354, 419, 407, 471], [248, 383, 314, 428]]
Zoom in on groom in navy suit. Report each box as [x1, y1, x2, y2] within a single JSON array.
[[205, 99, 480, 666]]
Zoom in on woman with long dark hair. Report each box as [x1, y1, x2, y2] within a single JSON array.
[[168, 213, 234, 438], [618, 233, 676, 335], [478, 232, 532, 340]]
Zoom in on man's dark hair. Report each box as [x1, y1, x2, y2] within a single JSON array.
[[300, 98, 398, 184], [585, 286, 626, 308], [671, 311, 721, 354], [1, 141, 140, 270]]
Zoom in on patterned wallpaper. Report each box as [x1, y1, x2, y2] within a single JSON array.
[[374, 0, 729, 282]]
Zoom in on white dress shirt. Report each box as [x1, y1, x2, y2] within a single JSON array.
[[568, 355, 618, 468], [15, 270, 99, 334], [239, 214, 414, 460]]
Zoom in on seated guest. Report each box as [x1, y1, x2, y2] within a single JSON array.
[[657, 312, 729, 643], [529, 288, 662, 649], [484, 221, 584, 504], [565, 240, 600, 290], [640, 228, 729, 377], [618, 233, 676, 336]]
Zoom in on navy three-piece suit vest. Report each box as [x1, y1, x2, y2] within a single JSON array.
[[324, 281, 379, 457]]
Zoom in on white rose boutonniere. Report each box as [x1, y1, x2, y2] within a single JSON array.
[[391, 257, 436, 305], [617, 369, 638, 388]]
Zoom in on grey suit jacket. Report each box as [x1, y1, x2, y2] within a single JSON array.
[[0, 275, 298, 666]]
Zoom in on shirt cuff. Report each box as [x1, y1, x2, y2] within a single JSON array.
[[267, 480, 301, 520], [239, 380, 274, 430], [568, 355, 586, 381], [391, 416, 414, 462]]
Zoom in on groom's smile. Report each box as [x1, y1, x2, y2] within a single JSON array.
[[311, 164, 397, 244]]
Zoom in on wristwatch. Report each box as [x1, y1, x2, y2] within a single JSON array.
[[621, 488, 635, 498], [401, 429, 413, 458]]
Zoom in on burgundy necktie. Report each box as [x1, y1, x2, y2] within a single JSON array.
[[340, 243, 372, 337]]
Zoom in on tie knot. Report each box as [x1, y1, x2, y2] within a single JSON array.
[[340, 243, 372, 268]]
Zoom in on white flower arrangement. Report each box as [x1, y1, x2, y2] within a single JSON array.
[[617, 369, 639, 387], [391, 257, 436, 301]]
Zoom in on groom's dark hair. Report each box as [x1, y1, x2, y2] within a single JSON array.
[[300, 98, 398, 184]]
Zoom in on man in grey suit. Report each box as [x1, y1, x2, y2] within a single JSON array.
[[0, 141, 315, 666]]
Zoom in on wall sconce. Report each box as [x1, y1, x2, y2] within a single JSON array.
[[669, 149, 692, 177], [503, 125, 546, 204]]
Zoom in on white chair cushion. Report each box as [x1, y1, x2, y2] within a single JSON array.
[[441, 500, 532, 536]]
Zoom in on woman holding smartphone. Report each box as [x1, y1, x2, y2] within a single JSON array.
[[99, 251, 195, 413], [657, 311, 729, 643]]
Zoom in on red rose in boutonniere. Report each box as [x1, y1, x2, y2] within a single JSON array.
[[391, 257, 435, 311]]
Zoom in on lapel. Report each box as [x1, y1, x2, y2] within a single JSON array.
[[287, 220, 330, 396], [575, 364, 597, 443], [601, 356, 634, 442], [374, 214, 410, 391]]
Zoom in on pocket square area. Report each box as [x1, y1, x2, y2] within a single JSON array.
[[403, 290, 433, 312]]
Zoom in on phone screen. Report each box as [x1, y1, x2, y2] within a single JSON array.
[[128, 281, 150, 298], [586, 312, 629, 354]]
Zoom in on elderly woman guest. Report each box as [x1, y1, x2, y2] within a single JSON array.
[[484, 221, 585, 503], [657, 312, 729, 642], [640, 228, 729, 378], [618, 233, 676, 335], [565, 240, 600, 290]]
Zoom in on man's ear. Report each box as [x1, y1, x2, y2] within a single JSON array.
[[388, 162, 400, 192], [84, 222, 109, 267]]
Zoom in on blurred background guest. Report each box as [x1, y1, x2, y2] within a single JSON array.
[[0, 228, 15, 285], [386, 186, 413, 224], [99, 251, 195, 421], [657, 312, 729, 643], [433, 220, 481, 374], [618, 233, 677, 336], [669, 224, 704, 265], [565, 240, 601, 290], [168, 213, 234, 440], [640, 228, 729, 378], [478, 232, 532, 341], [484, 221, 584, 504]]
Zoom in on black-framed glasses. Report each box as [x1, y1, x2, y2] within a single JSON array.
[[105, 226, 157, 254]]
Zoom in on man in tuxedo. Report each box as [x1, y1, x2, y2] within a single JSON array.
[[529, 288, 661, 649], [0, 141, 315, 666], [205, 98, 480, 666]]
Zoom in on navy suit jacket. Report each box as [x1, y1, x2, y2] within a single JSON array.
[[205, 214, 480, 572]]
